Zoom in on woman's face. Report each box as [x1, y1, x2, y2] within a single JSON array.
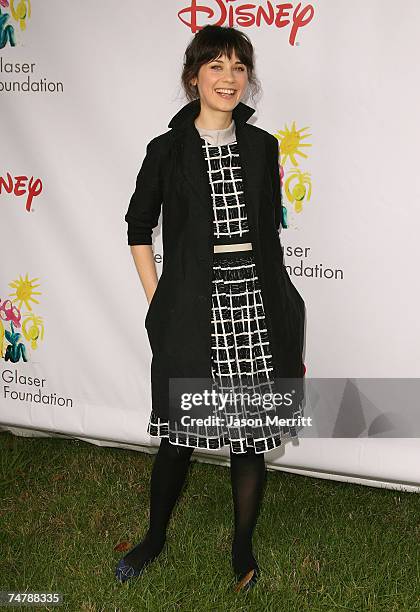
[[191, 51, 249, 113]]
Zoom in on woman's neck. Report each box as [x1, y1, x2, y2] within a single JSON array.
[[194, 107, 233, 131]]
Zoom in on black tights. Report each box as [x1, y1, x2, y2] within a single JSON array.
[[230, 446, 266, 575], [123, 438, 266, 576], [123, 437, 194, 571]]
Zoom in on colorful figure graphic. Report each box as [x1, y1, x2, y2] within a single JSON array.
[[0, 298, 21, 358], [22, 312, 44, 349], [4, 321, 28, 362], [284, 168, 312, 213], [10, 0, 30, 31], [0, 6, 16, 47], [1, 273, 45, 360], [0, 297, 21, 327]]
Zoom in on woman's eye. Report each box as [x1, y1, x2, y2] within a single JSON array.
[[210, 65, 245, 71]]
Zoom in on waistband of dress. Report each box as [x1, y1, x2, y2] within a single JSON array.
[[213, 242, 252, 254], [213, 243, 254, 260]]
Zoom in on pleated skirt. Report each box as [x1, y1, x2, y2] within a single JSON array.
[[147, 249, 303, 454]]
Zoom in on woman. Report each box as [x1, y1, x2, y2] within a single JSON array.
[[116, 25, 306, 592]]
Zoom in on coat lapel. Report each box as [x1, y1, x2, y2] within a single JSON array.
[[234, 123, 265, 235], [168, 99, 264, 230], [182, 122, 215, 224]]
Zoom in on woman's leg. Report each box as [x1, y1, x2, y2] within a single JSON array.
[[229, 445, 266, 576], [122, 437, 194, 571]]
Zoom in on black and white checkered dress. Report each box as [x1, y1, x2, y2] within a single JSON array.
[[147, 121, 302, 454]]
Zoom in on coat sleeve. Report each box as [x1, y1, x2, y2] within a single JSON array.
[[124, 137, 163, 245], [268, 135, 286, 231]]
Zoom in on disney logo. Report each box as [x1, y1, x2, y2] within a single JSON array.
[[0, 172, 42, 212], [178, 0, 315, 45]]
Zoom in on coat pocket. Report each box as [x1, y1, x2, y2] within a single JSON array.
[[145, 273, 167, 328], [145, 288, 157, 328], [144, 271, 183, 355]]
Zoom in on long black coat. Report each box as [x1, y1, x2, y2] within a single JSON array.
[[125, 98, 306, 420]]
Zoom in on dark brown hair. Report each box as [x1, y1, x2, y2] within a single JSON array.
[[181, 25, 261, 105]]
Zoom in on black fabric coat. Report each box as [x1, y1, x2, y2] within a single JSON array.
[[125, 98, 306, 420]]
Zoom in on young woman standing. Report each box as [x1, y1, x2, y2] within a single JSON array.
[[116, 25, 306, 592]]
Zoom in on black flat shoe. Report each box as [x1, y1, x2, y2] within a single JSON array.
[[115, 534, 165, 584], [115, 557, 143, 583]]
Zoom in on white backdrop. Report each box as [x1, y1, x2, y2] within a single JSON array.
[[1, 1, 419, 491]]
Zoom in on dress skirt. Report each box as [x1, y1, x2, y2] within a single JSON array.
[[147, 249, 303, 454]]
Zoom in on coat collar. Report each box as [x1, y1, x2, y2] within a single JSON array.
[[168, 98, 255, 129]]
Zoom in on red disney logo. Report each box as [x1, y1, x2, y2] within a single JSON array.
[[0, 172, 43, 212], [178, 1, 315, 45]]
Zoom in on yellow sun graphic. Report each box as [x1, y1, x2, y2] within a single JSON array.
[[274, 121, 312, 167], [8, 273, 42, 312]]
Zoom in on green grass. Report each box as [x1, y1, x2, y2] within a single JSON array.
[[0, 431, 419, 612]]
